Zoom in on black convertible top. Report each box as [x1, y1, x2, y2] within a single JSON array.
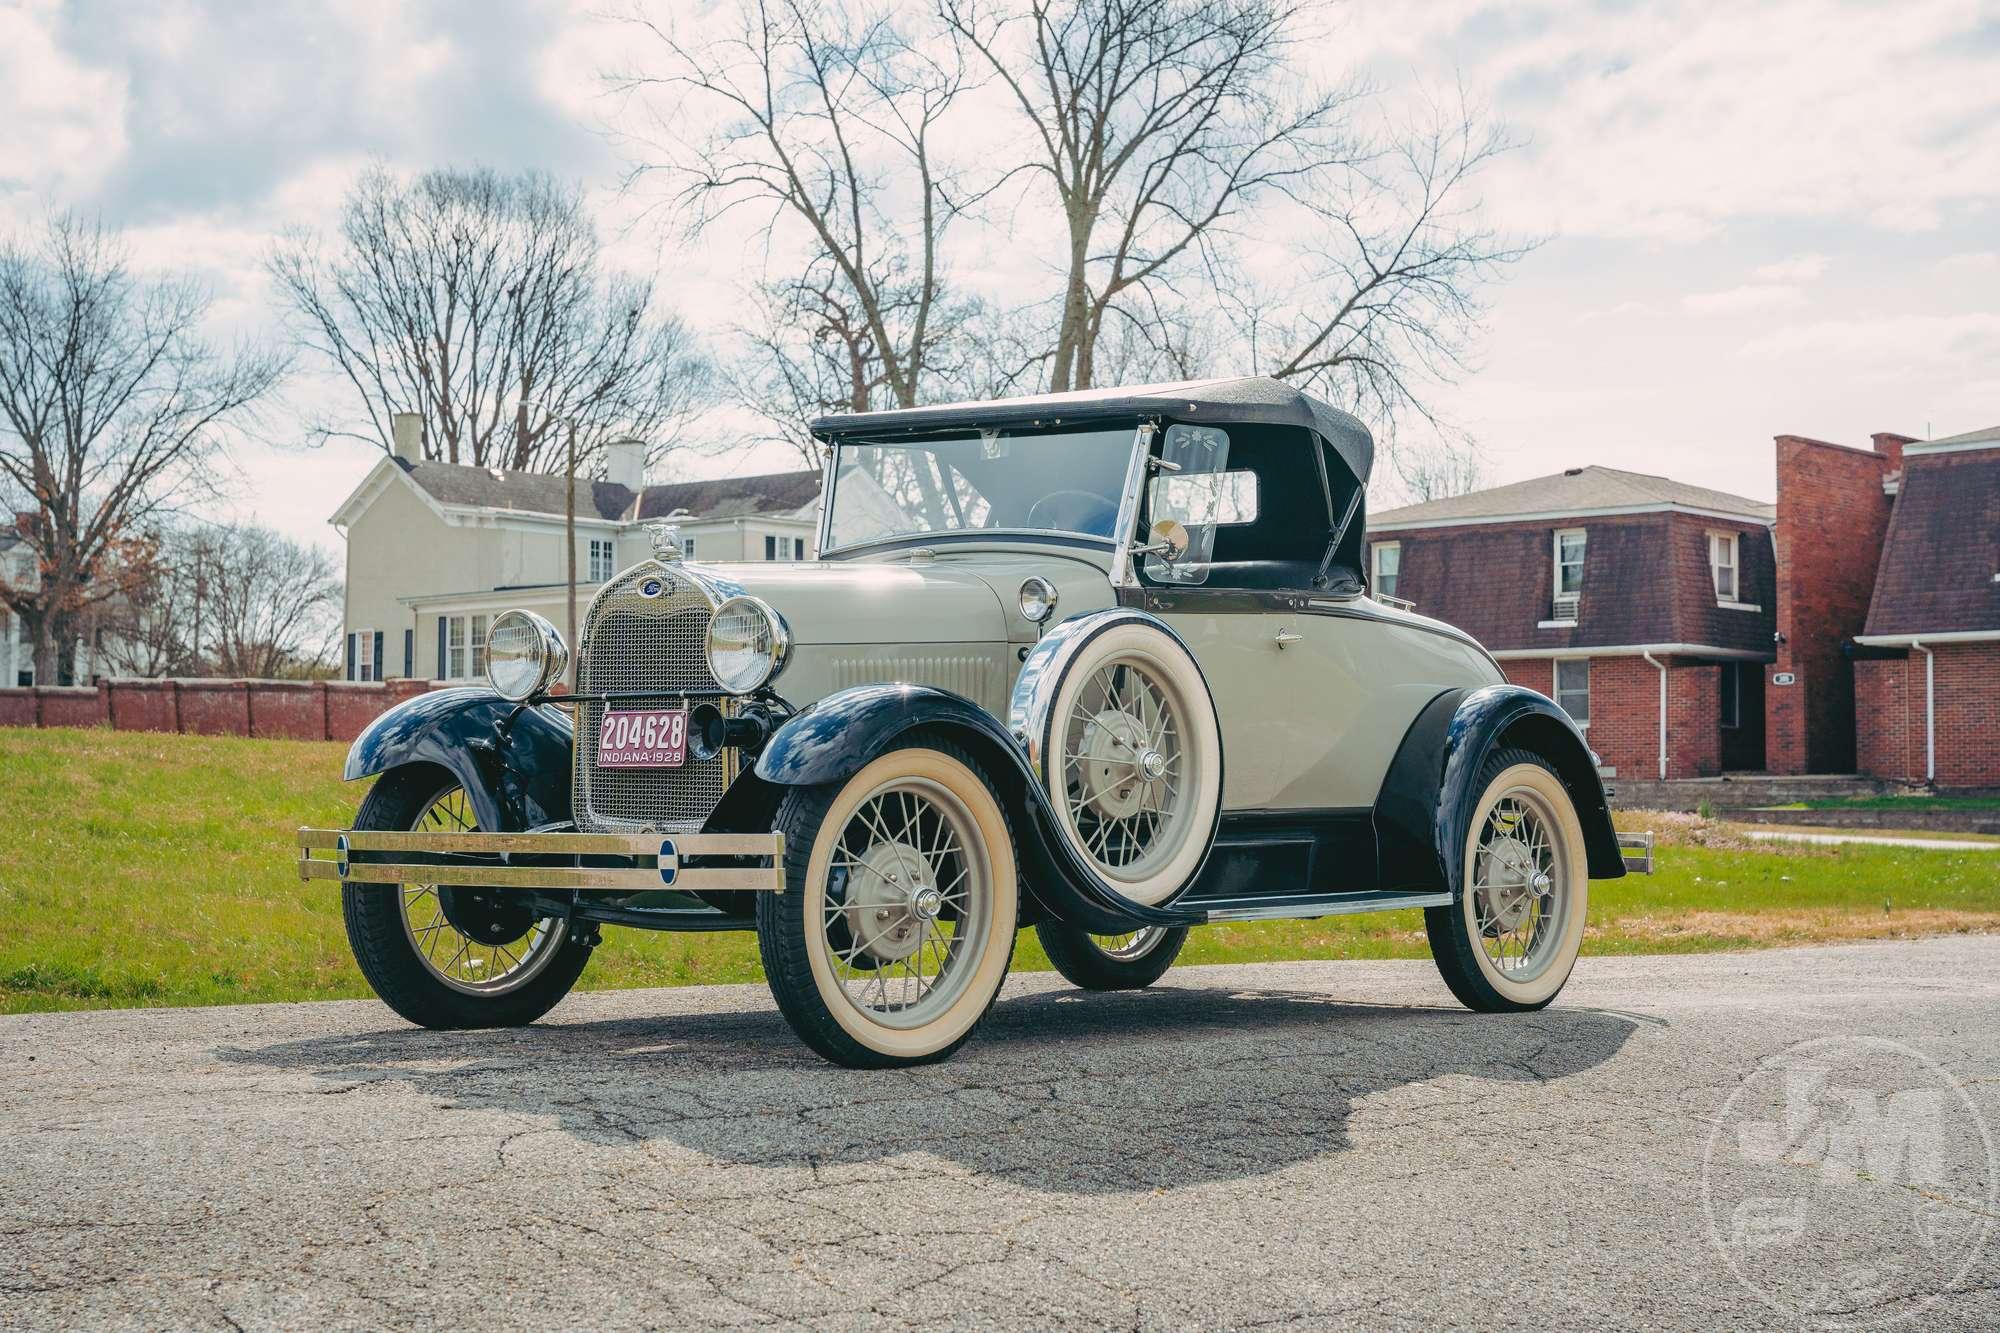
[[810, 375, 1373, 484]]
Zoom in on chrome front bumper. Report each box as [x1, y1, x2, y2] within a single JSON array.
[[295, 828, 786, 893]]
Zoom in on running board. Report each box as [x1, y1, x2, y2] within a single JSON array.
[[1196, 890, 1452, 923]]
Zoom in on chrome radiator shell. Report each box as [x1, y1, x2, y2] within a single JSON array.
[[571, 561, 742, 833]]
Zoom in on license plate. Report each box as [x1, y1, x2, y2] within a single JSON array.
[[596, 709, 689, 768]]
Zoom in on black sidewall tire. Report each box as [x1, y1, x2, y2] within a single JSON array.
[[1424, 747, 1589, 1014], [341, 765, 591, 1030], [1036, 922, 1188, 991]]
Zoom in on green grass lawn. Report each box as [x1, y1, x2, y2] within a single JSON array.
[[3, 728, 1996, 1014]]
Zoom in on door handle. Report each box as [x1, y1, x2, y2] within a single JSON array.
[[1273, 629, 1302, 648]]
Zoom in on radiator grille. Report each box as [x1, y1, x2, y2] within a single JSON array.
[[573, 563, 735, 833]]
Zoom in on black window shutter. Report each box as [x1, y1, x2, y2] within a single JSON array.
[[373, 631, 384, 682], [346, 633, 357, 681], [436, 618, 447, 679], [403, 629, 413, 679], [764, 534, 776, 559]]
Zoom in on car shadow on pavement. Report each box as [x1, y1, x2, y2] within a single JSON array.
[[216, 981, 1644, 1195]]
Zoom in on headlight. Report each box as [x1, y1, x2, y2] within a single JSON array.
[[705, 596, 790, 694], [1018, 576, 1059, 624], [485, 609, 568, 700]]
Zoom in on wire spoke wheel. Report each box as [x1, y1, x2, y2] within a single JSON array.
[[818, 776, 991, 1031], [1059, 655, 1193, 881], [397, 787, 566, 997], [1089, 927, 1170, 962], [1470, 793, 1564, 979]]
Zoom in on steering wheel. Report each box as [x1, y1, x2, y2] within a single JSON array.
[[1026, 489, 1117, 534]]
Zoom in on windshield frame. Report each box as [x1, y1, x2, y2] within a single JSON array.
[[814, 420, 1151, 561]]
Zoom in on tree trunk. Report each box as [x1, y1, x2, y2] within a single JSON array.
[[1050, 220, 1094, 393]]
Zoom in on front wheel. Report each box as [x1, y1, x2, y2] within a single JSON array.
[[1424, 748, 1590, 1012], [341, 765, 592, 1029], [1036, 922, 1188, 991], [758, 739, 1019, 1069]]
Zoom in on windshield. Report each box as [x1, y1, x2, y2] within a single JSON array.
[[823, 425, 1138, 551]]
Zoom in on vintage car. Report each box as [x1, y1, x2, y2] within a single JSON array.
[[298, 377, 1625, 1068]]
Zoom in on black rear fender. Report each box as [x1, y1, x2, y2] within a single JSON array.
[[1375, 684, 1624, 898]]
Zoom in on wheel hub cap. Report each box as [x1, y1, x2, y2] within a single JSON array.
[[1481, 835, 1539, 933], [842, 841, 932, 964], [1080, 710, 1154, 820]]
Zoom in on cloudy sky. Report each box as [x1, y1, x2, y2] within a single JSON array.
[[3, 0, 1997, 556]]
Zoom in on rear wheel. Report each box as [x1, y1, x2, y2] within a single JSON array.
[[1424, 748, 1589, 1012], [341, 766, 592, 1029], [758, 739, 1018, 1068], [1036, 923, 1188, 991]]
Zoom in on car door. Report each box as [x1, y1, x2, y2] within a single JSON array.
[[1145, 592, 1303, 810]]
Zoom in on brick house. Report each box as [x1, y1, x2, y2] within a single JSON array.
[[1368, 467, 1777, 780], [1852, 424, 2000, 788]]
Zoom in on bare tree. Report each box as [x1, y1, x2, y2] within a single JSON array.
[[942, 0, 1363, 393], [1388, 433, 1483, 505], [270, 166, 709, 475], [614, 0, 979, 419], [1247, 92, 1534, 438], [199, 524, 343, 678], [0, 213, 283, 685]]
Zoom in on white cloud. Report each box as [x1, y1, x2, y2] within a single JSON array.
[[1741, 311, 2000, 362], [1681, 284, 1804, 315], [0, 0, 128, 216], [1754, 253, 1829, 283]]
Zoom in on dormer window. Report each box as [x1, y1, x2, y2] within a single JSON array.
[[1709, 531, 1739, 602], [1553, 528, 1586, 618]]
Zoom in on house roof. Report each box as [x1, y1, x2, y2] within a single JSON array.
[[810, 376, 1375, 484], [1370, 465, 1774, 530], [1908, 423, 2000, 454], [401, 461, 821, 523], [1863, 447, 2000, 637]]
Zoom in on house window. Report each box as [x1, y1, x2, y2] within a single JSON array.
[[682, 536, 697, 558], [1553, 528, 1586, 616], [794, 537, 806, 561], [1372, 542, 1401, 601], [1710, 531, 1739, 602], [470, 614, 488, 677], [1555, 659, 1590, 726], [356, 628, 376, 683], [764, 534, 777, 560], [1720, 661, 1742, 729], [447, 616, 466, 679], [589, 538, 616, 582]]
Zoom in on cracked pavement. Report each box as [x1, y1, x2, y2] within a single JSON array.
[[3, 937, 1998, 1329]]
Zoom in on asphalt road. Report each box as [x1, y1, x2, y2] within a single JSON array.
[[4, 938, 1998, 1330]]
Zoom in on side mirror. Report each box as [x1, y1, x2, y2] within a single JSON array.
[[1147, 518, 1190, 562]]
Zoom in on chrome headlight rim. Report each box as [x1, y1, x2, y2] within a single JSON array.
[[485, 609, 569, 701], [1018, 575, 1060, 625], [704, 595, 791, 695]]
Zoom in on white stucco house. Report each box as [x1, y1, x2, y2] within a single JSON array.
[[330, 418, 820, 682]]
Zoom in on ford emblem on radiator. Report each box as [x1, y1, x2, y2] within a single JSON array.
[[639, 577, 667, 598]]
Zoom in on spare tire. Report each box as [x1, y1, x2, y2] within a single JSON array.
[[1012, 611, 1223, 908]]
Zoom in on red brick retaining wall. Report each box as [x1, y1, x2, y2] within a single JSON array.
[[0, 678, 440, 742]]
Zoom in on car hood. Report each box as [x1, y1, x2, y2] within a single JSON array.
[[692, 561, 1010, 645]]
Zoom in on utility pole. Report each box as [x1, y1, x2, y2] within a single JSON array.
[[565, 417, 578, 690]]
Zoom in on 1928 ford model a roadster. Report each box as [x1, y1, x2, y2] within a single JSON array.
[[298, 377, 1624, 1068]]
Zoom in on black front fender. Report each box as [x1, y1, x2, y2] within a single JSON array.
[[755, 683, 1201, 932], [1375, 684, 1624, 898], [345, 687, 573, 833]]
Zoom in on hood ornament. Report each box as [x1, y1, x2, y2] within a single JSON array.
[[646, 522, 685, 563]]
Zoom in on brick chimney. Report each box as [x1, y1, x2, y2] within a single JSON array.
[[1870, 431, 1916, 470], [604, 438, 646, 492], [390, 412, 424, 465]]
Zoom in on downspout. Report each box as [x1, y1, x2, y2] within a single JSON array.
[[1911, 641, 1935, 785], [1642, 652, 1668, 780]]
